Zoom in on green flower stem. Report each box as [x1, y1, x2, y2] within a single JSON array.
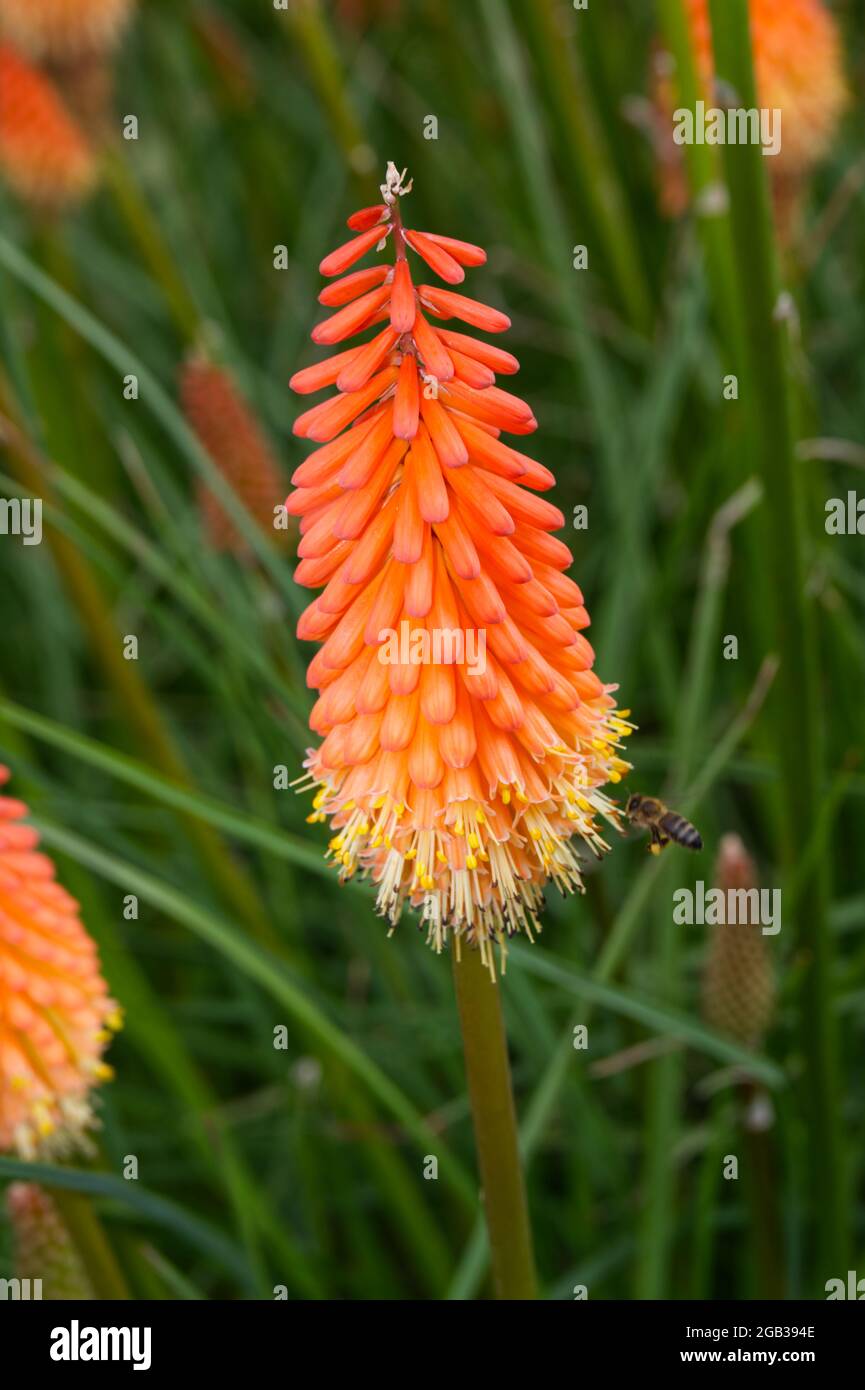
[[0, 379, 277, 952], [742, 1087, 785, 1299], [329, 1069, 455, 1297], [452, 947, 537, 1300], [447, 631, 778, 1300], [282, 0, 377, 200], [49, 1190, 130, 1301], [637, 482, 763, 1298], [690, 1092, 731, 1298], [525, 0, 652, 333], [658, 0, 744, 363], [102, 149, 203, 344], [707, 0, 845, 1286]]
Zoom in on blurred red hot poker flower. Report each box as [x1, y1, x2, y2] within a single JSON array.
[[654, 0, 847, 224], [6, 1183, 95, 1298], [0, 766, 121, 1158], [334, 0, 401, 30], [288, 164, 631, 962], [703, 834, 775, 1050], [181, 356, 287, 557], [0, 42, 96, 207], [0, 0, 135, 59]]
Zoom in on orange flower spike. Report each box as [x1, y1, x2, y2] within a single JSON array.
[[683, 0, 846, 179], [289, 344, 368, 396], [404, 230, 465, 285], [319, 223, 391, 278], [0, 766, 121, 1158], [290, 163, 632, 962], [419, 285, 511, 334], [392, 353, 421, 441], [311, 285, 391, 346], [0, 43, 96, 208], [411, 313, 455, 382], [319, 265, 390, 308], [655, 0, 846, 226], [181, 357, 286, 556], [0, 0, 135, 60], [6, 1182, 96, 1298], [389, 259, 416, 334], [437, 328, 519, 376], [421, 232, 488, 267], [346, 202, 388, 231]]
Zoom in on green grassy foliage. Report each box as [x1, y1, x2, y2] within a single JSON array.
[[0, 0, 862, 1299]]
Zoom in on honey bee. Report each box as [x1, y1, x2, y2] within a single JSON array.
[[625, 794, 703, 855]]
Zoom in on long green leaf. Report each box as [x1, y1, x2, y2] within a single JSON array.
[[0, 233, 291, 599], [0, 698, 342, 883], [25, 814, 476, 1212], [509, 945, 784, 1085], [0, 1159, 251, 1285]]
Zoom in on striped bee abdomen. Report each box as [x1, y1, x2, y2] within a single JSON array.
[[660, 813, 703, 851]]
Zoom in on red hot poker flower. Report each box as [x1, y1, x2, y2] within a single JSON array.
[[0, 42, 96, 208], [289, 163, 632, 965], [653, 0, 847, 226], [6, 1182, 95, 1298], [0, 0, 135, 60], [180, 356, 287, 557], [0, 766, 121, 1157]]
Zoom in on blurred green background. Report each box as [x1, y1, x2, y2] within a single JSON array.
[[0, 0, 862, 1300]]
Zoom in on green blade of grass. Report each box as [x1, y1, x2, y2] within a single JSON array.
[[636, 478, 763, 1297], [478, 0, 625, 473], [0, 1159, 253, 1287], [0, 233, 291, 600], [0, 450, 302, 715], [508, 946, 784, 1084], [447, 653, 778, 1299], [656, 0, 744, 360], [0, 699, 344, 883], [522, 0, 653, 332], [708, 0, 844, 1284], [21, 813, 477, 1214]]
